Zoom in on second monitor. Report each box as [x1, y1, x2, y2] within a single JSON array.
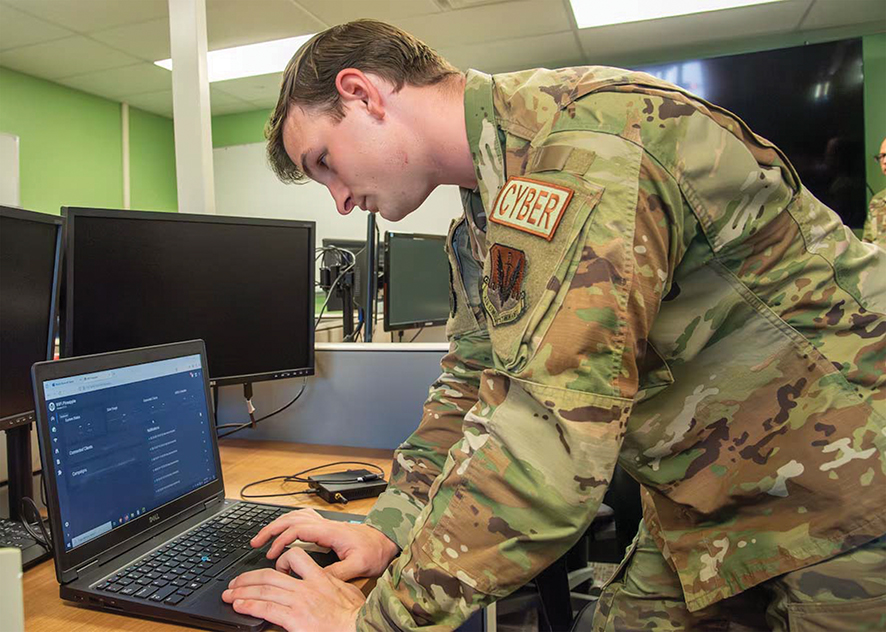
[[62, 207, 315, 386], [383, 232, 449, 332]]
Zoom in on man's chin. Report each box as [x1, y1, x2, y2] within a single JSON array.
[[378, 206, 417, 222]]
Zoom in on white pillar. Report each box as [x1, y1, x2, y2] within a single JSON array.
[[167, 0, 215, 214], [121, 102, 130, 210]]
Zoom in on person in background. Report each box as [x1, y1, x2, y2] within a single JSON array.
[[863, 137, 886, 246]]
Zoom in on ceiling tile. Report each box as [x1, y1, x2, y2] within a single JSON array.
[[577, 1, 810, 65], [205, 0, 325, 50], [120, 89, 173, 117], [56, 62, 172, 99], [2, 0, 168, 33], [209, 85, 256, 116], [393, 0, 572, 48], [90, 17, 171, 63], [0, 3, 74, 51], [0, 36, 142, 80], [211, 72, 283, 104], [247, 98, 276, 110], [210, 84, 251, 105], [294, 0, 441, 25], [799, 0, 886, 30], [439, 31, 582, 73], [210, 100, 259, 115]]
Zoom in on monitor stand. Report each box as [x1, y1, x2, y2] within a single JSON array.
[[5, 425, 33, 522]]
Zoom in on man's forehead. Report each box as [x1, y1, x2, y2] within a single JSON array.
[[282, 108, 314, 169]]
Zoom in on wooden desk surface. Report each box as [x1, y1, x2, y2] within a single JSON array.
[[24, 439, 394, 632]]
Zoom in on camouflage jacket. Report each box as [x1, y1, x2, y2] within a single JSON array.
[[358, 67, 886, 630], [863, 188, 886, 247]]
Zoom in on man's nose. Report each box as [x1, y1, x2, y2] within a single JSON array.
[[328, 182, 353, 215]]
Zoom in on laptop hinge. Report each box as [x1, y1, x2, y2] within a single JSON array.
[[63, 558, 98, 583]]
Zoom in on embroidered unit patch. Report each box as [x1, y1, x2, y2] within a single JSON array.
[[482, 244, 527, 326], [489, 176, 574, 241]]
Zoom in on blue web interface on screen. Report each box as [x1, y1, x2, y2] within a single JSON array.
[[43, 354, 217, 551]]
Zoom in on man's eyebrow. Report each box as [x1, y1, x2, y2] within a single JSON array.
[[300, 150, 316, 180]]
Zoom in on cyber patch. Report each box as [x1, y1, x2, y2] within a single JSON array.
[[489, 176, 573, 241], [482, 244, 526, 326]]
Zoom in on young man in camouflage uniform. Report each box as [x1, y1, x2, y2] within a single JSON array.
[[222, 20, 886, 632], [863, 137, 886, 247]]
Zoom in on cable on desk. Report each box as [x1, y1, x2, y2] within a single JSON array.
[[216, 377, 307, 440], [239, 461, 385, 499]]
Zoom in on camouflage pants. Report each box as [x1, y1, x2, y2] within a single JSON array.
[[591, 520, 886, 631]]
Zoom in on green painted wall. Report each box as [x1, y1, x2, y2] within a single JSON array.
[[0, 66, 177, 215], [212, 108, 271, 148], [129, 107, 178, 212], [0, 66, 123, 215]]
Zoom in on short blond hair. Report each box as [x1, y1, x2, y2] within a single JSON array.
[[265, 19, 459, 184]]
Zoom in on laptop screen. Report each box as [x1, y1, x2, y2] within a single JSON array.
[[41, 353, 218, 551]]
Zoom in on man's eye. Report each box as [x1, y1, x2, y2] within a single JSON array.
[[318, 154, 328, 169]]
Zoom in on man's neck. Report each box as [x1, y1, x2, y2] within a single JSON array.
[[399, 75, 478, 190]]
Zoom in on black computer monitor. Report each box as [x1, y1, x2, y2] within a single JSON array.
[[383, 232, 449, 332], [321, 238, 366, 312], [62, 208, 315, 386], [0, 206, 62, 429]]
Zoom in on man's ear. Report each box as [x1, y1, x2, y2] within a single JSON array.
[[335, 68, 385, 120]]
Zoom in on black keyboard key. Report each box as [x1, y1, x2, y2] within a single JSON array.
[[164, 593, 185, 605], [136, 577, 152, 585], [120, 585, 138, 596], [149, 585, 178, 602], [118, 577, 133, 586], [105, 584, 123, 593], [134, 585, 158, 599], [176, 587, 194, 596], [151, 579, 169, 587], [172, 578, 187, 587], [203, 550, 248, 578]]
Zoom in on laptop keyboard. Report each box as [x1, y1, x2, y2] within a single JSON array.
[[94, 503, 291, 606], [0, 518, 40, 549]]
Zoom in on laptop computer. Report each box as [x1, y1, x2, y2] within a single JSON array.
[[32, 340, 363, 631]]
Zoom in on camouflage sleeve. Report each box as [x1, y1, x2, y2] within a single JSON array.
[[357, 143, 687, 630], [363, 329, 493, 549], [863, 190, 886, 246]]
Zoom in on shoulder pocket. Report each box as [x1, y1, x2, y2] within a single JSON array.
[[446, 218, 483, 338], [483, 170, 604, 371]]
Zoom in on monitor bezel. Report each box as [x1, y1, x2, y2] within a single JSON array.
[[61, 207, 316, 386], [383, 231, 448, 333], [0, 205, 63, 429], [31, 340, 225, 581]]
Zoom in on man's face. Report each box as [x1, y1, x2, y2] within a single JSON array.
[[282, 99, 435, 222], [880, 138, 886, 177]]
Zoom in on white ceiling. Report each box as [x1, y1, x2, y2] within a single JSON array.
[[0, 0, 883, 118]]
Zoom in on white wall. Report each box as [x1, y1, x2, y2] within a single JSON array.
[[212, 142, 463, 244]]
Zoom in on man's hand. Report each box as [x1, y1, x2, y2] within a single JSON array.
[[250, 507, 399, 581], [223, 547, 364, 632]]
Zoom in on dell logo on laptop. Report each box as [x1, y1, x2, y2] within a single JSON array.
[[148, 513, 160, 523]]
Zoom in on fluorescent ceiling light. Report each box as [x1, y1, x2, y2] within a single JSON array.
[[155, 34, 315, 82], [569, 0, 783, 29]]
